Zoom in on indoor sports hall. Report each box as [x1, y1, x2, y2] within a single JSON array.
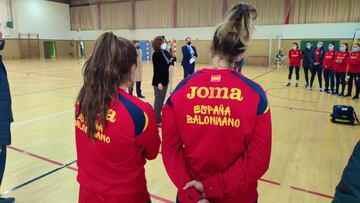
[[0, 0, 359, 203]]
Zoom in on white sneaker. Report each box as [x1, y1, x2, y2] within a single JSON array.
[[320, 88, 323, 92]]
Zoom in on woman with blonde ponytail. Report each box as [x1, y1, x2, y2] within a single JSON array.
[[161, 3, 271, 203]]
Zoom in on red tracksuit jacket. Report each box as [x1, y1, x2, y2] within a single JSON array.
[[334, 51, 349, 73], [323, 50, 337, 70], [162, 68, 272, 203], [288, 49, 302, 66], [75, 89, 160, 203], [347, 52, 360, 73]]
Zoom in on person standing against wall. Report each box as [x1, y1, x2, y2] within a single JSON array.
[[152, 36, 172, 126], [323, 43, 337, 94], [310, 41, 325, 91], [287, 43, 302, 87], [345, 43, 360, 98], [334, 43, 349, 96], [0, 31, 15, 203], [302, 42, 313, 88], [181, 37, 198, 78]]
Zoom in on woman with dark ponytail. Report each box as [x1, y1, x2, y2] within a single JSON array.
[[75, 32, 160, 203], [162, 3, 271, 203]]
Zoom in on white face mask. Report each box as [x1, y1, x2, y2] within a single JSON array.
[[292, 46, 297, 50], [161, 43, 167, 50], [328, 46, 334, 51]]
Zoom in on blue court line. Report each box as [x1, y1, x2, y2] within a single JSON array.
[[0, 160, 77, 196]]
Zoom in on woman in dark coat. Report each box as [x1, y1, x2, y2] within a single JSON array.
[[152, 36, 173, 125], [0, 31, 15, 203]]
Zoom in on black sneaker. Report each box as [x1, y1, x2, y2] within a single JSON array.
[[0, 197, 15, 203], [324, 89, 329, 93], [286, 83, 290, 87], [353, 96, 359, 100], [338, 93, 344, 96], [295, 83, 299, 87], [344, 94, 351, 97], [137, 95, 145, 99]]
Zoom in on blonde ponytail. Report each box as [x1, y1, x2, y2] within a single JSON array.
[[212, 3, 257, 63]]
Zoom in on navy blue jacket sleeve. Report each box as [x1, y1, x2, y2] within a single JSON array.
[[0, 40, 5, 51], [193, 46, 198, 57]]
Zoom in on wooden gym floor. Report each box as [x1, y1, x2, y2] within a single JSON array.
[[0, 58, 359, 203]]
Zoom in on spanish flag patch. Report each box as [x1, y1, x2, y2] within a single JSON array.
[[211, 75, 221, 82]]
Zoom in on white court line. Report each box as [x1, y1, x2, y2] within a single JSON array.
[[12, 109, 74, 127]]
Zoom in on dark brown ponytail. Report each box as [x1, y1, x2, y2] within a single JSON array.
[[76, 32, 137, 138]]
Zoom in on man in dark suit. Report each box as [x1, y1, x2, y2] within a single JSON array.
[[0, 31, 15, 203], [181, 37, 198, 78]]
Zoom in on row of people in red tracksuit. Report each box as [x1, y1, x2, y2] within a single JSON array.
[[287, 42, 360, 99]]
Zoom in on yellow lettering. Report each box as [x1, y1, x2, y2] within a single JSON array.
[[106, 109, 116, 123], [194, 105, 200, 114], [214, 87, 229, 99], [229, 88, 244, 101], [197, 87, 209, 99], [187, 86, 198, 99]]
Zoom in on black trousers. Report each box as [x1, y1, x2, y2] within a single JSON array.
[[303, 66, 311, 85], [310, 64, 323, 88], [347, 73, 356, 96], [288, 66, 300, 80], [323, 69, 335, 91], [0, 145, 6, 184], [128, 81, 143, 97], [153, 85, 168, 124], [354, 73, 360, 97], [183, 64, 195, 79], [335, 72, 346, 94]]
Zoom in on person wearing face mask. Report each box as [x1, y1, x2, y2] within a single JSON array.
[[347, 43, 360, 99], [152, 36, 172, 125], [287, 43, 302, 87], [323, 43, 337, 94], [334, 43, 349, 96], [302, 42, 313, 88], [181, 37, 198, 78], [128, 40, 145, 98], [310, 41, 325, 91]]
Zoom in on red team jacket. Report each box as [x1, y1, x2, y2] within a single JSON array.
[[347, 52, 360, 73], [323, 50, 337, 70], [75, 89, 160, 203], [334, 51, 349, 73], [162, 69, 272, 203], [288, 49, 302, 66]]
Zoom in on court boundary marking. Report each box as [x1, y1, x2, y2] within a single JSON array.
[[4, 145, 335, 201], [2, 146, 175, 203], [12, 109, 74, 127], [12, 85, 79, 97]]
